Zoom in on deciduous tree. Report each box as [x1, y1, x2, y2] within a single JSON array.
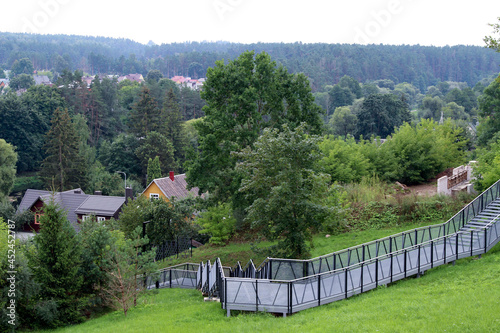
[[235, 124, 330, 259], [186, 51, 323, 209]]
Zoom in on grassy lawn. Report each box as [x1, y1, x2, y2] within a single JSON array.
[[44, 220, 500, 333]]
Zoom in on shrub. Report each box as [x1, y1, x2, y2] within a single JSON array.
[[197, 203, 236, 246]]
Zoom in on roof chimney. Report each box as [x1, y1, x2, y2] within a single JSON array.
[[94, 191, 102, 196], [125, 187, 133, 203], [169, 171, 175, 181]]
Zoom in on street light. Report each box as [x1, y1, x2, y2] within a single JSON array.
[[116, 171, 127, 191]]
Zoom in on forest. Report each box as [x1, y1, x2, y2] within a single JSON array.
[[1, 23, 500, 329]]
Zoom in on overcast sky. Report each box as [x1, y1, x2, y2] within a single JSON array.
[[1, 0, 499, 46]]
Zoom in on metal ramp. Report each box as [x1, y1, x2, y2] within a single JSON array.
[[147, 179, 500, 317]]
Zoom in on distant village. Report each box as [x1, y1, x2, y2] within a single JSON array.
[[0, 71, 205, 94]]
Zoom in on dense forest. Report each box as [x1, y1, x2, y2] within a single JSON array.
[[1, 32, 500, 91]]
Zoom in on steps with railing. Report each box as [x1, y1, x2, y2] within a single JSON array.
[[147, 179, 500, 317]]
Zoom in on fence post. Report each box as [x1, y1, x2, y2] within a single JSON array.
[[431, 241, 434, 268], [289, 281, 293, 314], [255, 279, 258, 312], [471, 231, 474, 257], [375, 257, 379, 288], [318, 274, 321, 306], [360, 262, 364, 293], [484, 228, 488, 253], [390, 240, 393, 283], [444, 236, 447, 264], [191, 238, 193, 258], [404, 249, 407, 278], [456, 233, 459, 261], [415, 230, 418, 246], [269, 260, 272, 280], [417, 245, 421, 276], [169, 269, 172, 288], [345, 269, 348, 299]]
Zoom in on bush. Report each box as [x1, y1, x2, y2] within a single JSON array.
[[197, 203, 236, 246]]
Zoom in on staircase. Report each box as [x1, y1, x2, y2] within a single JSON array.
[[148, 179, 500, 317]]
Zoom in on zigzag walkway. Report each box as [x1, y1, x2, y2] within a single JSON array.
[[146, 179, 500, 317]]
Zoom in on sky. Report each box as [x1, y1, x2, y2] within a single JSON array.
[[1, 0, 499, 46]]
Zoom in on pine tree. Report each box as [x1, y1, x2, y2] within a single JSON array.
[[40, 108, 87, 191], [162, 88, 186, 168], [28, 200, 83, 327], [146, 156, 162, 185], [128, 87, 161, 138]]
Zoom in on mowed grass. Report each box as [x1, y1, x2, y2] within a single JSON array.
[[45, 222, 500, 333]]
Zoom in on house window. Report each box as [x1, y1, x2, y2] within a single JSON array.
[[97, 216, 106, 222], [150, 193, 160, 200], [34, 213, 41, 225], [82, 215, 91, 222]]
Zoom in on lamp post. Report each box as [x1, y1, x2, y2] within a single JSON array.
[[116, 171, 127, 192]]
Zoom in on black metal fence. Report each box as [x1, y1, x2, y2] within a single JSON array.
[[147, 179, 500, 317], [153, 237, 193, 262]]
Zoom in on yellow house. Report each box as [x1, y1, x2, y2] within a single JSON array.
[[142, 172, 201, 202]]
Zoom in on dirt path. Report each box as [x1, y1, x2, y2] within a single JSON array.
[[407, 183, 437, 196]]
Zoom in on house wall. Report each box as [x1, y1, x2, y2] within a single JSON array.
[[142, 182, 170, 202], [26, 200, 44, 232]]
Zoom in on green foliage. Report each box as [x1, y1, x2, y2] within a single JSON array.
[[477, 74, 500, 146], [135, 131, 175, 182], [146, 156, 162, 185], [186, 50, 324, 209], [328, 106, 357, 138], [484, 17, 500, 52], [117, 196, 195, 244], [236, 124, 330, 259], [100, 227, 158, 316], [473, 139, 500, 192], [78, 218, 116, 308], [197, 203, 236, 246], [11, 58, 34, 76], [318, 135, 372, 184], [162, 88, 187, 170], [0, 139, 17, 197], [40, 107, 87, 191], [384, 119, 467, 184], [98, 133, 141, 177], [9, 73, 35, 90], [86, 162, 124, 196], [11, 175, 44, 193], [356, 93, 411, 138], [28, 200, 83, 327], [128, 87, 161, 138], [146, 69, 163, 83]]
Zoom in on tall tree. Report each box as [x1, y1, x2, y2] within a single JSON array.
[[162, 88, 187, 169], [235, 124, 330, 259], [135, 131, 175, 183], [40, 108, 87, 191], [11, 58, 34, 76], [0, 139, 17, 197], [356, 93, 411, 138], [329, 106, 357, 138], [186, 51, 323, 207], [28, 200, 83, 327], [128, 87, 161, 138], [146, 156, 162, 185]]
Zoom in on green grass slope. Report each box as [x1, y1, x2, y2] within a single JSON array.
[[47, 228, 500, 333]]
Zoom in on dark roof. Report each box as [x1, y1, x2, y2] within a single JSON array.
[[39, 192, 89, 231], [152, 174, 201, 200], [74, 196, 125, 216], [17, 188, 85, 214], [17, 189, 51, 213]]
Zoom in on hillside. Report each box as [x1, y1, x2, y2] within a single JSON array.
[[44, 226, 500, 333], [1, 32, 500, 91]]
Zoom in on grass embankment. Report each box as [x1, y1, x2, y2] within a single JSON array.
[[45, 219, 500, 333]]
